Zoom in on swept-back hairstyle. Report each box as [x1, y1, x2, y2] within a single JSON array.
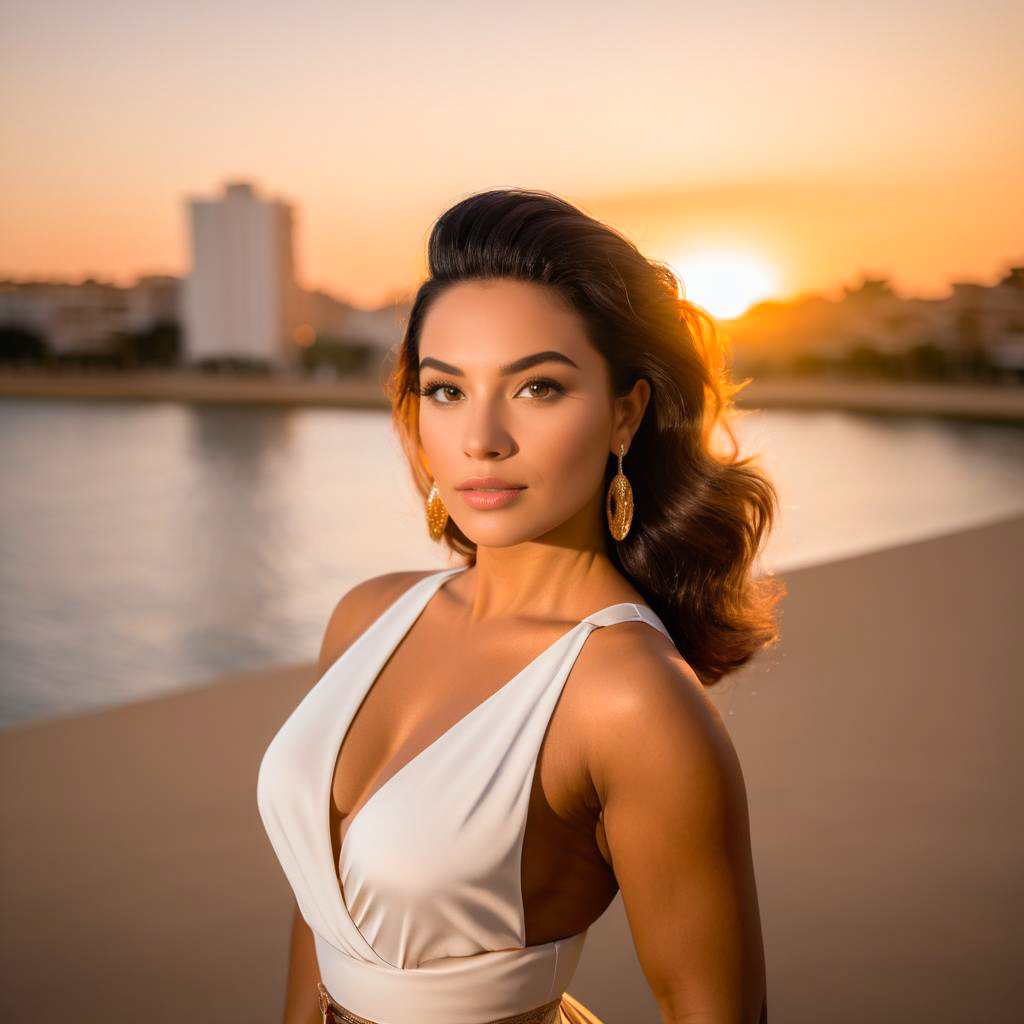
[[385, 188, 784, 686]]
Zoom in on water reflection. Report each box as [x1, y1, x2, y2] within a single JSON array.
[[1, 398, 1022, 728]]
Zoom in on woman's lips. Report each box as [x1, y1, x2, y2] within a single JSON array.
[[457, 487, 527, 510]]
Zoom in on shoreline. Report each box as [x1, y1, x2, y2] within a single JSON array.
[[0, 513, 1021, 1022], [2, 367, 1023, 422]]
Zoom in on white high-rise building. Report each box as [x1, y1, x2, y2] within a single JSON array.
[[182, 180, 300, 367]]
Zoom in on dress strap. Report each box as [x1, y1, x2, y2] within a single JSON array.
[[582, 601, 673, 641]]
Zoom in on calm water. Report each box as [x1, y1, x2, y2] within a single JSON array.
[[2, 397, 1022, 729]]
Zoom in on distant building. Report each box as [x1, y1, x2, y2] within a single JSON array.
[[128, 275, 180, 332], [0, 276, 182, 356], [723, 265, 1024, 378], [182, 181, 301, 367], [293, 287, 411, 376], [0, 278, 128, 354], [958, 266, 1024, 374]]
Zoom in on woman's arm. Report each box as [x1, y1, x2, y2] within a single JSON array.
[[586, 634, 767, 1023], [283, 902, 323, 1024]]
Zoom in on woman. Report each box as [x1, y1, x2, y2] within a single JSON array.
[[257, 188, 783, 1024]]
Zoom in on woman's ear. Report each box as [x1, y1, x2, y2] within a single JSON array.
[[614, 377, 651, 445]]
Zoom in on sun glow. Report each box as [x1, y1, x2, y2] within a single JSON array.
[[668, 248, 782, 319]]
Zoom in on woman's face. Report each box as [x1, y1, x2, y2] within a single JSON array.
[[416, 278, 645, 549]]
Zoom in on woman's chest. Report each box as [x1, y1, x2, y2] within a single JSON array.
[[333, 619, 606, 870]]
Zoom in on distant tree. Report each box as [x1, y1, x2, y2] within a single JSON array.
[[194, 355, 272, 375], [904, 341, 951, 381], [842, 343, 903, 379], [0, 323, 50, 365], [53, 348, 121, 370], [788, 352, 833, 377], [299, 337, 375, 375], [954, 308, 994, 381], [115, 320, 181, 368]]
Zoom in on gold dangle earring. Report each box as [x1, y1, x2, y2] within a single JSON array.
[[425, 480, 449, 541], [606, 443, 634, 541]]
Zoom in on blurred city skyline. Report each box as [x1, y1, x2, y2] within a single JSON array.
[[1, 1, 1021, 314]]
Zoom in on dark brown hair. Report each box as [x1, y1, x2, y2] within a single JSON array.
[[385, 188, 784, 686]]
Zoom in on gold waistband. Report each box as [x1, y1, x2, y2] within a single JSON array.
[[316, 981, 562, 1024]]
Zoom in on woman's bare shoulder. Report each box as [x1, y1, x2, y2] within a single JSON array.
[[571, 620, 724, 796], [315, 568, 439, 677]]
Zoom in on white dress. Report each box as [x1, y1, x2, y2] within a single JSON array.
[[256, 565, 672, 1024]]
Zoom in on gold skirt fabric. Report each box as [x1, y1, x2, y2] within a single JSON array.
[[555, 990, 605, 1023], [316, 982, 605, 1024]]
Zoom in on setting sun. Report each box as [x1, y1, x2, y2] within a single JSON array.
[[668, 249, 782, 320]]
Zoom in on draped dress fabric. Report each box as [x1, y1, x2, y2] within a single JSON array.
[[257, 566, 673, 1024]]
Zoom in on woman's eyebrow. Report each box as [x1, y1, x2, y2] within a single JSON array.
[[418, 350, 581, 377]]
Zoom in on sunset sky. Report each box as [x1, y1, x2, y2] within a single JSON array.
[[1, 0, 1021, 316]]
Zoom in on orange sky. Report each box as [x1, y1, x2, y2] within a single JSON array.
[[1, 1, 1021, 313]]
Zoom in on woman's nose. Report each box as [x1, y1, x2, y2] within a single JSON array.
[[462, 401, 513, 460]]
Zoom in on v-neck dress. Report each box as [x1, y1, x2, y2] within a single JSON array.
[[256, 565, 673, 1024]]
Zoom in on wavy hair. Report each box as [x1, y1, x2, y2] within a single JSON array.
[[384, 188, 784, 686]]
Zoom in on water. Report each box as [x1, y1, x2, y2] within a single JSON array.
[[2, 397, 1022, 729]]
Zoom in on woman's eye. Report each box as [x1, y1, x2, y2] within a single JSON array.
[[417, 377, 565, 405], [517, 378, 563, 400], [418, 381, 462, 404]]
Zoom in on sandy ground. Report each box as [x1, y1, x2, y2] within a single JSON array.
[[1, 514, 1020, 1023]]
